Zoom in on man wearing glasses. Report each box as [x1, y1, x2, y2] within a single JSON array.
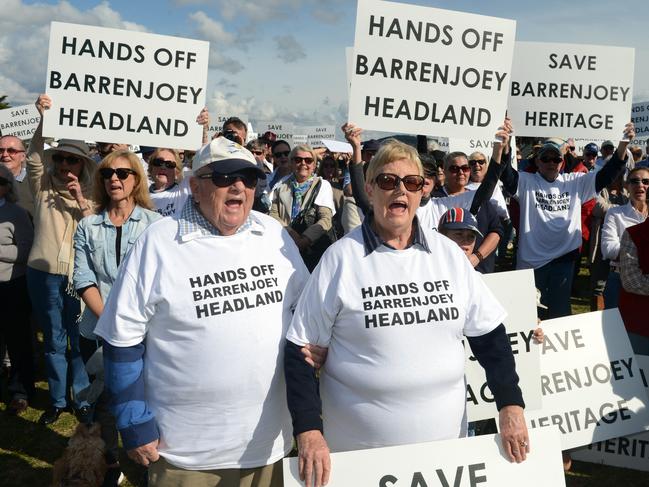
[[0, 135, 33, 215], [95, 136, 309, 486], [496, 123, 636, 319]]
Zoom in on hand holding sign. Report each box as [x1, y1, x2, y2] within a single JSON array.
[[499, 404, 530, 463], [297, 430, 331, 487], [36, 93, 52, 116], [341, 122, 362, 149]]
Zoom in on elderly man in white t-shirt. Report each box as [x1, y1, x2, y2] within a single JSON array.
[[95, 137, 309, 487]]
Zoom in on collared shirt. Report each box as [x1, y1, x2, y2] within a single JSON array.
[[361, 211, 431, 255], [620, 230, 649, 295], [177, 196, 256, 240], [601, 202, 647, 261], [15, 166, 27, 183]]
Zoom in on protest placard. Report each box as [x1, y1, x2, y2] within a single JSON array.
[[449, 137, 496, 156], [0, 104, 41, 140], [207, 114, 250, 141], [283, 428, 565, 487], [571, 355, 649, 471], [631, 101, 649, 140], [466, 270, 542, 421], [301, 125, 335, 147], [253, 120, 295, 143], [323, 139, 353, 153], [508, 42, 635, 140], [348, 0, 516, 139], [520, 310, 649, 450], [43, 21, 209, 149]]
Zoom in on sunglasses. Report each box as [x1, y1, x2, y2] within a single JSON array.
[[99, 168, 137, 180], [448, 165, 471, 174], [52, 153, 82, 165], [628, 177, 649, 186], [293, 156, 314, 164], [251, 150, 264, 156], [375, 173, 424, 192], [150, 159, 177, 169], [469, 159, 486, 166], [539, 156, 562, 164], [197, 171, 258, 189], [0, 176, 10, 186], [273, 150, 290, 158], [0, 147, 25, 156]]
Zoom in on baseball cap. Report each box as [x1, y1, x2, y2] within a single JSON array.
[[193, 137, 266, 178], [362, 139, 380, 152], [583, 143, 599, 156], [537, 140, 563, 158], [601, 140, 615, 149], [438, 208, 483, 237]]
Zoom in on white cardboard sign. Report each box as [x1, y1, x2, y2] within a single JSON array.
[[521, 310, 649, 450], [43, 22, 209, 149], [508, 42, 635, 140], [301, 125, 335, 147], [0, 104, 41, 140], [571, 355, 649, 471], [631, 101, 649, 140], [348, 0, 516, 139], [253, 120, 295, 144], [323, 139, 353, 154], [466, 270, 542, 422], [283, 428, 565, 487], [206, 114, 249, 141]]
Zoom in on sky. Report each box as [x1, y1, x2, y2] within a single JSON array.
[[1, 0, 648, 135]]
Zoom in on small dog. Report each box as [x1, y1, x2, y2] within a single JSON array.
[[52, 422, 107, 487]]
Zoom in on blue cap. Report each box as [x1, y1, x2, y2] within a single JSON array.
[[438, 208, 483, 237], [583, 143, 598, 156]]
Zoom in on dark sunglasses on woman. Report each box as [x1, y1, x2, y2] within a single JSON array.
[[99, 168, 137, 180], [52, 153, 82, 165], [150, 159, 177, 169], [375, 173, 424, 192]]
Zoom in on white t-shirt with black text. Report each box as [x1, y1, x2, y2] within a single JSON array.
[[515, 171, 597, 269], [95, 212, 309, 469], [286, 226, 506, 452]]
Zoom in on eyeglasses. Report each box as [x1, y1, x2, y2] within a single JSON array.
[[539, 156, 562, 164], [468, 159, 486, 166], [628, 177, 649, 186], [52, 153, 82, 165], [0, 176, 10, 186], [197, 171, 258, 189], [0, 147, 25, 156], [251, 150, 264, 156], [374, 173, 424, 192], [99, 168, 137, 180], [293, 156, 314, 164], [273, 150, 290, 158], [448, 165, 471, 174], [150, 159, 177, 169]]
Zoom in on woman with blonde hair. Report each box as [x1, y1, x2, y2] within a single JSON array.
[[73, 149, 160, 483], [270, 144, 336, 270], [148, 147, 191, 217]]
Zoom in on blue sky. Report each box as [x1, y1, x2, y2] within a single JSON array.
[[2, 0, 648, 130]]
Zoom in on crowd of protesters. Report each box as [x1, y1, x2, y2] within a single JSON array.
[[0, 90, 648, 487]]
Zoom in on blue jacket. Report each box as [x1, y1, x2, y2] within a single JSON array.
[[73, 206, 161, 338]]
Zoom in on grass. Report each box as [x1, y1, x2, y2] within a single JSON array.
[[0, 257, 645, 486]]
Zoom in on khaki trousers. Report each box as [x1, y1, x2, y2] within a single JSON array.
[[148, 456, 284, 487]]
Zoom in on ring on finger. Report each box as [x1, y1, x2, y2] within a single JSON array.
[[520, 440, 527, 447]]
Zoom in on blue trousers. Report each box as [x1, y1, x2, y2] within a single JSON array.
[[534, 257, 575, 320], [27, 267, 89, 409]]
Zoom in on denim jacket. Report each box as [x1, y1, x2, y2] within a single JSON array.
[[73, 206, 161, 338]]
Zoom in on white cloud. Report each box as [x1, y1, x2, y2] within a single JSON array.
[[274, 35, 306, 63], [0, 0, 147, 106], [189, 11, 235, 44]]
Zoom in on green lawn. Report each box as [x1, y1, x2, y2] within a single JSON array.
[[0, 258, 646, 486]]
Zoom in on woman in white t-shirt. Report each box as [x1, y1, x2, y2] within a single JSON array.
[[601, 166, 649, 308], [148, 148, 191, 217], [285, 138, 527, 487]]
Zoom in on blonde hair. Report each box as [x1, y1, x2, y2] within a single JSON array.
[[148, 148, 183, 182], [94, 150, 154, 213], [0, 165, 17, 203], [365, 139, 423, 183]]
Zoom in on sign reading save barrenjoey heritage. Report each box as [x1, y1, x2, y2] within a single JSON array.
[[465, 270, 542, 422], [521, 310, 649, 451], [0, 104, 41, 140], [283, 428, 566, 487], [43, 22, 209, 149], [348, 0, 516, 139], [508, 41, 635, 140]]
